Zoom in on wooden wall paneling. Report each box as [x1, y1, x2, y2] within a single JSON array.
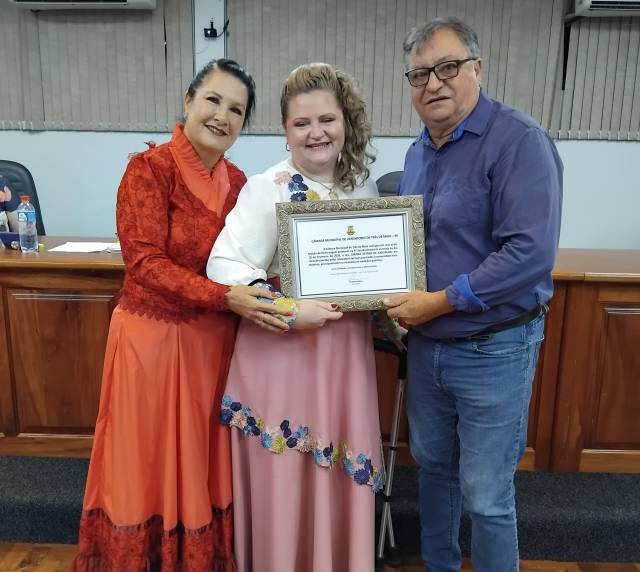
[[6, 289, 117, 434], [551, 283, 640, 472], [579, 285, 640, 471], [0, 270, 123, 291], [0, 286, 17, 437], [525, 283, 568, 470], [551, 283, 602, 471], [590, 302, 640, 444], [0, 434, 93, 457]]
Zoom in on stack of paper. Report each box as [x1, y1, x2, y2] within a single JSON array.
[[48, 242, 121, 253]]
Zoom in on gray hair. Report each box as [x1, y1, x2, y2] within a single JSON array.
[[403, 17, 481, 63]]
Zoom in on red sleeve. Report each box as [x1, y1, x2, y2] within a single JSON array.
[[116, 153, 231, 311]]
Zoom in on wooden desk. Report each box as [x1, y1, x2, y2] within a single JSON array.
[[0, 237, 123, 457], [1, 241, 639, 472], [544, 249, 640, 472], [375, 249, 640, 473]]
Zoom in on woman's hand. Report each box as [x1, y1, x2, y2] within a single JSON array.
[[225, 285, 292, 333], [293, 300, 343, 330]]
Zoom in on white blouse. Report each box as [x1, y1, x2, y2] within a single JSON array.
[[207, 158, 379, 285]]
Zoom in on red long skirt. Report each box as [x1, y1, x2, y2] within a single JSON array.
[[72, 306, 237, 572]]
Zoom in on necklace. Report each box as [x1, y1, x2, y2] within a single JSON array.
[[290, 159, 339, 199], [314, 179, 338, 199]]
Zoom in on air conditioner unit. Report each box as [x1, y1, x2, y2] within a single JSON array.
[[9, 0, 155, 9], [574, 0, 640, 17]]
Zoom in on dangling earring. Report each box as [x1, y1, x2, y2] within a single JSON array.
[[285, 142, 290, 152]]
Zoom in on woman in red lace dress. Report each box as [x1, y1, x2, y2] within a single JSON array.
[[72, 59, 288, 572]]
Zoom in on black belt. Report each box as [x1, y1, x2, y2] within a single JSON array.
[[444, 304, 547, 342]]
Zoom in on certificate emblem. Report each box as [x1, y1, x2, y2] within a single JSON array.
[[346, 225, 355, 236]]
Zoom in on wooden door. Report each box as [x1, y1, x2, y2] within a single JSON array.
[[551, 282, 640, 472], [0, 283, 119, 457]]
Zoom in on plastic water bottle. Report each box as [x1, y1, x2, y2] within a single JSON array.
[[17, 195, 38, 253]]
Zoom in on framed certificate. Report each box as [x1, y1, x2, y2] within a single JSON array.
[[276, 195, 426, 311]]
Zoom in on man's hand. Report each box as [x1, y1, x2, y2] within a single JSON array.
[[384, 290, 453, 327]]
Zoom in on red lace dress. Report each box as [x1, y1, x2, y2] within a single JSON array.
[[72, 125, 246, 572]]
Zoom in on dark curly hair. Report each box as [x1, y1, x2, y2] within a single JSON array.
[[280, 63, 375, 192]]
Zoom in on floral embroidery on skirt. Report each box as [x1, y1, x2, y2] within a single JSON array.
[[220, 395, 384, 492]]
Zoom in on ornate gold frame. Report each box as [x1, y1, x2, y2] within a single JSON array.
[[276, 195, 426, 311]]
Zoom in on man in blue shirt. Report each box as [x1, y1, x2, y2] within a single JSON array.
[[384, 17, 562, 572]]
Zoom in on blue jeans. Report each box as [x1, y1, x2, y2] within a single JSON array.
[[406, 314, 545, 572]]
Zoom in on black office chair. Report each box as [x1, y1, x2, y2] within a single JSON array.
[[0, 160, 46, 235], [376, 171, 403, 197]]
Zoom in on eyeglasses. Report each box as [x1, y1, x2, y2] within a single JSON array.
[[404, 58, 477, 87]]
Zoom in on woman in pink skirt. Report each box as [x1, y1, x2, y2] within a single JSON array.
[[207, 63, 382, 571]]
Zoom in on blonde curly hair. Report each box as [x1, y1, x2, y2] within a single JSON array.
[[280, 63, 375, 192]]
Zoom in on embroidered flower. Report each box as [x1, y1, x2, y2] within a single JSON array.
[[219, 397, 382, 491], [230, 412, 244, 429], [288, 176, 309, 192], [342, 458, 356, 476], [354, 468, 370, 485], [319, 444, 335, 468], [272, 435, 287, 454], [274, 171, 292, 185], [372, 472, 384, 493], [285, 172, 329, 202], [297, 437, 315, 453], [290, 191, 307, 202]]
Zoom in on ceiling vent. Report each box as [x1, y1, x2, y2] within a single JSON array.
[[574, 0, 640, 17], [9, 0, 156, 9]]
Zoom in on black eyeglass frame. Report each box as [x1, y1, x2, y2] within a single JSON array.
[[404, 57, 477, 87]]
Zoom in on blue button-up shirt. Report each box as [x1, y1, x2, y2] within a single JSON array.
[[399, 91, 563, 339]]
